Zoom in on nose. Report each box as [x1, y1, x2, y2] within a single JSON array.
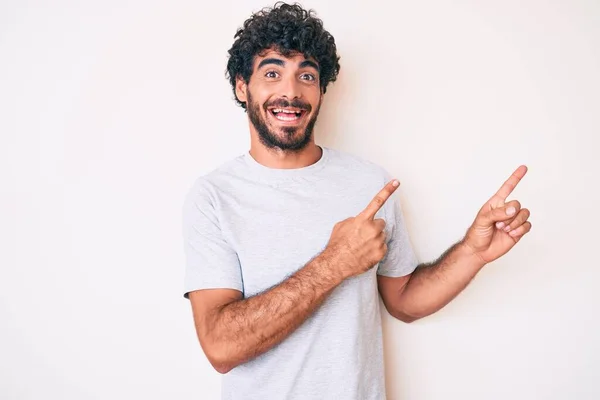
[[279, 74, 302, 100]]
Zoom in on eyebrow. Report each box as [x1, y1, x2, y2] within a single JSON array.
[[257, 58, 320, 72], [299, 60, 320, 72]]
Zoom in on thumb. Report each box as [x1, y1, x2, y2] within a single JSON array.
[[479, 201, 521, 224]]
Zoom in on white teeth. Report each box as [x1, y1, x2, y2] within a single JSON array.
[[272, 109, 300, 114], [275, 113, 299, 121]]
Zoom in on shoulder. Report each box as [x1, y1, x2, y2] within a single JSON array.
[[183, 154, 245, 209], [325, 147, 391, 183]]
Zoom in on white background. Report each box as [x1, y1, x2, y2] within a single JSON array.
[[1, 0, 599, 399]]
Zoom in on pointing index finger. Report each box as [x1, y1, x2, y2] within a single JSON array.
[[358, 179, 400, 220], [494, 165, 528, 201]]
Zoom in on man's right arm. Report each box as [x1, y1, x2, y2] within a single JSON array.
[[190, 251, 342, 374], [188, 179, 400, 373]]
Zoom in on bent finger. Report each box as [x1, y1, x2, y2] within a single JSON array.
[[494, 200, 523, 229], [508, 221, 532, 240], [501, 208, 530, 233]]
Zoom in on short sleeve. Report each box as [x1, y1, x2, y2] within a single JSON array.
[[377, 171, 419, 277], [181, 178, 243, 299]]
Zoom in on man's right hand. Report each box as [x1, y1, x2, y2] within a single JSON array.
[[323, 179, 400, 280]]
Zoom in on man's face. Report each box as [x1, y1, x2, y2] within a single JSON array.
[[236, 49, 323, 152]]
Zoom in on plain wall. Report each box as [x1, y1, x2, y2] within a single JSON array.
[[1, 0, 599, 399]]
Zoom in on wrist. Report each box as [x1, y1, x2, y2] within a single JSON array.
[[458, 240, 487, 270], [316, 248, 347, 285]]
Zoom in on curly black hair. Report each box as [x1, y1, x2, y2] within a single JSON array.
[[226, 2, 341, 109]]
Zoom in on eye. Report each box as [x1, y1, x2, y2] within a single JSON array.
[[301, 73, 316, 82], [265, 70, 279, 78]]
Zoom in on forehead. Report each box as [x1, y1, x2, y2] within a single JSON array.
[[253, 49, 319, 69]]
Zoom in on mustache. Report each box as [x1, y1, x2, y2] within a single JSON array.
[[265, 98, 311, 112]]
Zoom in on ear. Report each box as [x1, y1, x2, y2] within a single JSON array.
[[235, 76, 248, 104]]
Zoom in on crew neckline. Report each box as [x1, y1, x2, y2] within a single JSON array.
[[243, 145, 330, 179]]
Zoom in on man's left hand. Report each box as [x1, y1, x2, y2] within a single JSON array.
[[462, 165, 532, 264]]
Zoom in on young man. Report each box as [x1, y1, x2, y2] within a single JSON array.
[[182, 3, 531, 399]]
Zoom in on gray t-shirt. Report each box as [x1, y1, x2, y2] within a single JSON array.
[[182, 146, 418, 400]]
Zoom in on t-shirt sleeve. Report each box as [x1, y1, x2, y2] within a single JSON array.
[[181, 178, 243, 299], [377, 170, 419, 278]]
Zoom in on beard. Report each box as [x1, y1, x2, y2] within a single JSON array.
[[246, 90, 321, 152]]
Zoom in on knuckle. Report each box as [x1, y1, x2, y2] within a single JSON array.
[[373, 196, 384, 206], [374, 218, 386, 229], [516, 210, 528, 223], [369, 224, 377, 233]]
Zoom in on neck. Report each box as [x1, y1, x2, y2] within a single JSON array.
[[248, 136, 322, 170]]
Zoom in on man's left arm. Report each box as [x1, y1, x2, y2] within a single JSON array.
[[378, 165, 532, 323]]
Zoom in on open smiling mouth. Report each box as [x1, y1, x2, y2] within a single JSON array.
[[268, 108, 307, 123]]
